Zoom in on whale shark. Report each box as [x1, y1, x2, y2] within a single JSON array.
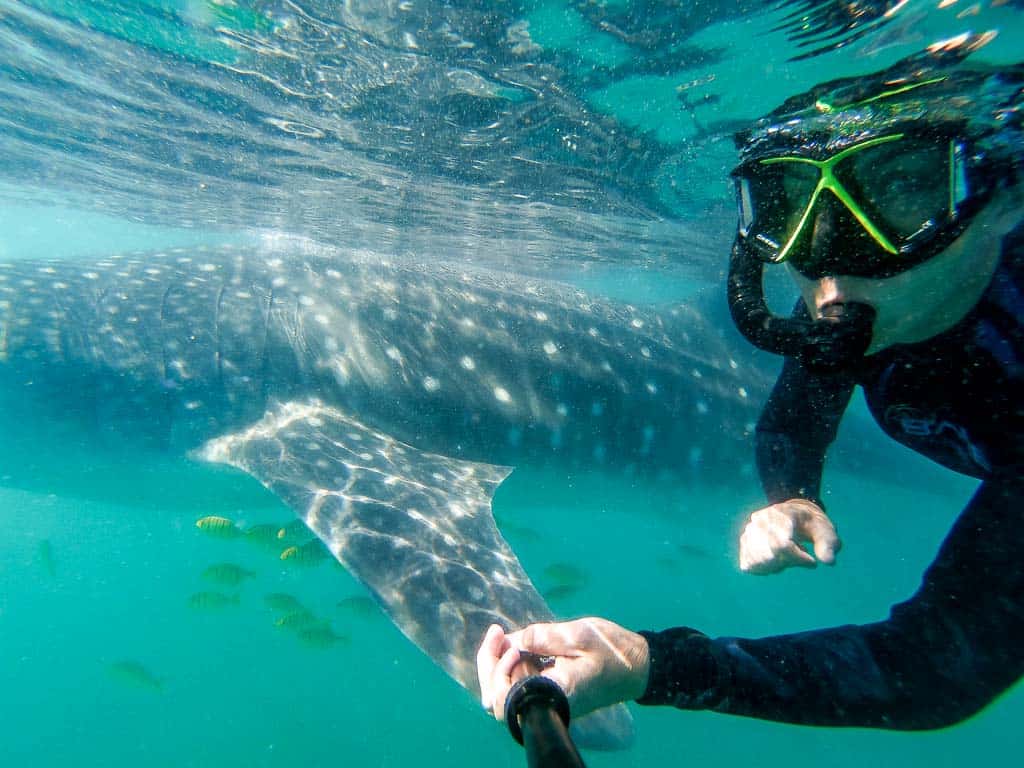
[[0, 240, 765, 747]]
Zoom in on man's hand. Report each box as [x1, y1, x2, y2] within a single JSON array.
[[739, 499, 841, 574], [476, 618, 650, 721]]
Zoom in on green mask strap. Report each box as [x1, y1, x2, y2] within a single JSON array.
[[760, 133, 904, 261]]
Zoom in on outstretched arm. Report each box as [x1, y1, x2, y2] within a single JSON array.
[[479, 478, 1024, 729], [740, 353, 855, 572], [755, 352, 855, 507], [643, 477, 1024, 729]]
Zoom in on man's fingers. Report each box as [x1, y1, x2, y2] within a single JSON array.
[[476, 624, 506, 685], [490, 645, 522, 721], [781, 541, 818, 568], [495, 644, 522, 680], [812, 536, 839, 564], [513, 622, 576, 657], [478, 624, 505, 661], [802, 515, 841, 565], [739, 535, 776, 572], [477, 624, 507, 712]]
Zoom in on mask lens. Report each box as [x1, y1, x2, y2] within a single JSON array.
[[837, 137, 952, 241], [737, 161, 819, 261]]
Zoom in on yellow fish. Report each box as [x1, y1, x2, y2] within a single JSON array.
[[195, 516, 240, 538], [296, 624, 350, 649], [263, 592, 305, 614], [276, 519, 309, 543], [201, 563, 255, 587], [274, 610, 320, 631], [107, 660, 163, 691], [542, 562, 589, 588], [243, 523, 284, 548], [542, 583, 583, 603], [187, 591, 240, 610], [493, 514, 542, 543], [279, 540, 330, 566]]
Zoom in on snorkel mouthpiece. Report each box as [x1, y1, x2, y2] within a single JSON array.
[[727, 237, 875, 373], [819, 303, 848, 320], [800, 301, 876, 372]]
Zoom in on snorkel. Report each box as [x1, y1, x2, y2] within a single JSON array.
[[726, 39, 1022, 372], [728, 238, 876, 372]]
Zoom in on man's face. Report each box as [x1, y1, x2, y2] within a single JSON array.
[[789, 186, 1020, 354]]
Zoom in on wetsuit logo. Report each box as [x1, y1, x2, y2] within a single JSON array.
[[883, 405, 991, 474]]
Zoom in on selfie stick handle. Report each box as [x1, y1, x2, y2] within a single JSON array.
[[505, 675, 586, 768]]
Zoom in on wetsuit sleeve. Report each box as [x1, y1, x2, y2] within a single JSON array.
[[636, 477, 1024, 729], [756, 352, 856, 507]]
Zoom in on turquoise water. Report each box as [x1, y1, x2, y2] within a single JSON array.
[[1, 1, 1023, 766], [2, 422, 1012, 766]]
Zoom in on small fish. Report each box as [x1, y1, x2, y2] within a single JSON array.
[[274, 610, 320, 631], [280, 539, 330, 566], [107, 660, 163, 691], [493, 515, 542, 543], [542, 583, 582, 603], [336, 596, 380, 619], [263, 592, 305, 614], [36, 539, 56, 579], [201, 563, 256, 587], [195, 516, 240, 538], [296, 623, 350, 649], [187, 591, 241, 610], [276, 519, 309, 543], [676, 542, 712, 560], [243, 523, 285, 548], [542, 562, 588, 588]]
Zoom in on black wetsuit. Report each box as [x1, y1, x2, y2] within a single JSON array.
[[637, 226, 1024, 729]]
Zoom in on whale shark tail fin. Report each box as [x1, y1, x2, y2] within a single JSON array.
[[196, 398, 635, 751]]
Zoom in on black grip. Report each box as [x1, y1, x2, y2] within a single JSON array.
[[505, 676, 586, 768]]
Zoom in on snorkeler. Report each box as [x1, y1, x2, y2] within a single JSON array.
[[478, 44, 1024, 730]]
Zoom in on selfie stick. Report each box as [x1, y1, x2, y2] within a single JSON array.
[[504, 675, 586, 768]]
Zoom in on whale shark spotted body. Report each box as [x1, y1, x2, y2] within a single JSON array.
[[0, 241, 765, 747]]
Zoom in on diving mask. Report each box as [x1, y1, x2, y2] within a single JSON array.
[[731, 130, 993, 279]]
